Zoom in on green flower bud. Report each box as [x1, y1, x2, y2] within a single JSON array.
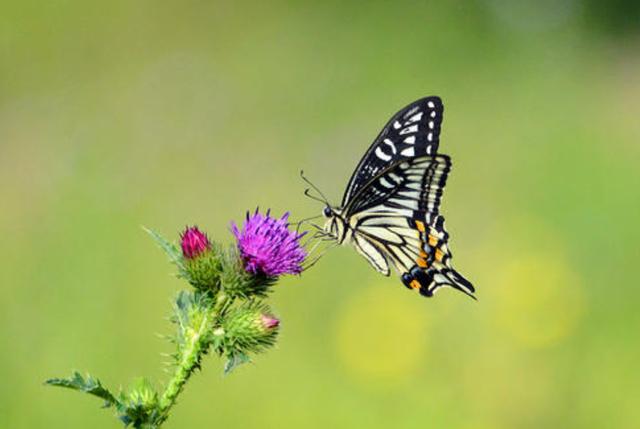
[[126, 378, 158, 410], [178, 227, 223, 291], [118, 378, 160, 426], [218, 302, 279, 356]]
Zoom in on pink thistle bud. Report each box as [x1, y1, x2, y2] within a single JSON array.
[[180, 226, 210, 259], [260, 314, 280, 330]]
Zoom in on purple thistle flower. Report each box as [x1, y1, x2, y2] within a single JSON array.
[[231, 209, 307, 277], [180, 226, 210, 259]]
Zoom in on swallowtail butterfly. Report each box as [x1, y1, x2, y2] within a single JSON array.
[[311, 97, 475, 299]]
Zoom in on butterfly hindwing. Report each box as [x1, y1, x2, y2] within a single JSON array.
[[341, 97, 444, 208], [351, 155, 450, 266], [400, 216, 475, 299], [345, 155, 475, 299], [352, 233, 390, 276]]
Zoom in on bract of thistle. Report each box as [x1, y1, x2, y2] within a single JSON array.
[[219, 245, 276, 298], [182, 250, 223, 291]]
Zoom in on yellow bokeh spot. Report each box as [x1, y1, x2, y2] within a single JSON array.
[[333, 284, 428, 385], [492, 253, 586, 348]]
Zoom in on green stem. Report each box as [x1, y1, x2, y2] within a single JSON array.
[[156, 306, 212, 425], [154, 292, 233, 427]]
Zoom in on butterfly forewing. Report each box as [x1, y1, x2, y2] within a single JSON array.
[[344, 155, 451, 217], [341, 97, 444, 207]]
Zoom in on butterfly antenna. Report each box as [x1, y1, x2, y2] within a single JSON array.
[[303, 188, 328, 204], [300, 170, 330, 205]]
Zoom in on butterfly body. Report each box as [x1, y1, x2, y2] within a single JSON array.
[[319, 96, 475, 299]]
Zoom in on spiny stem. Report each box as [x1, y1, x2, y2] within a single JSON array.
[[157, 307, 211, 424], [155, 292, 233, 426]]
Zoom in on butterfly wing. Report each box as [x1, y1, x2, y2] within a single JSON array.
[[341, 97, 444, 208], [345, 155, 475, 298], [351, 233, 391, 276]]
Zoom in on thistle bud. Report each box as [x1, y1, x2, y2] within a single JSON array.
[[126, 378, 158, 412], [112, 377, 159, 427], [180, 226, 210, 259], [219, 303, 279, 357], [179, 227, 221, 291]]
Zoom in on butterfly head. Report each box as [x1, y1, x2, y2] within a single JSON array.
[[321, 206, 347, 243]]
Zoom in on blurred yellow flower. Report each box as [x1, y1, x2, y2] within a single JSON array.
[[333, 283, 428, 385], [492, 252, 586, 348]]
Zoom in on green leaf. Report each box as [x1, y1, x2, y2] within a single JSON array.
[[224, 352, 250, 375], [143, 227, 184, 270], [166, 289, 217, 372], [46, 371, 119, 408]]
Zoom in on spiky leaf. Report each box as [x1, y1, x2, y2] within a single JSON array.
[[46, 371, 119, 408], [224, 352, 250, 374], [143, 227, 185, 271]]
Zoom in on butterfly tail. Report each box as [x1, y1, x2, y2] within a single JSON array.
[[433, 266, 476, 299], [430, 216, 475, 299], [404, 264, 475, 299]]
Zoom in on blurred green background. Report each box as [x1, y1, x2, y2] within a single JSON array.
[[1, 1, 639, 428]]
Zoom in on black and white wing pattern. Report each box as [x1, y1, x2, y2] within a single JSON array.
[[341, 96, 444, 208], [347, 155, 475, 298]]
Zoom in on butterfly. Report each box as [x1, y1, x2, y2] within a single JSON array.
[[305, 96, 475, 299]]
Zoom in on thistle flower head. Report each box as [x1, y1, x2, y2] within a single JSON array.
[[180, 226, 210, 259], [231, 209, 306, 277]]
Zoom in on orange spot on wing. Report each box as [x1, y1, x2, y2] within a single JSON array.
[[428, 235, 438, 246], [415, 220, 425, 232], [435, 249, 444, 262], [417, 258, 428, 268], [410, 280, 421, 290]]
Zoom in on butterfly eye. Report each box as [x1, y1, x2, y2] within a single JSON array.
[[323, 206, 332, 218]]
